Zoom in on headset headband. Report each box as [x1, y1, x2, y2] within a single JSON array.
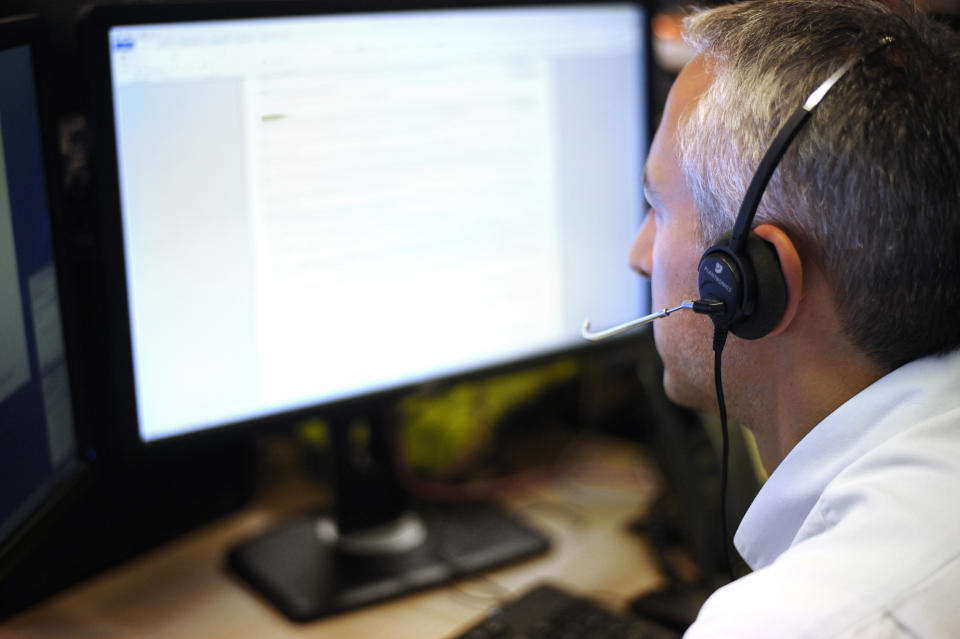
[[728, 36, 894, 254]]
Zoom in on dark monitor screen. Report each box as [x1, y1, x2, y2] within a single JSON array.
[[83, 0, 650, 449], [0, 14, 83, 581]]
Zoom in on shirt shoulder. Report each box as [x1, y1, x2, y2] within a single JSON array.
[[835, 549, 960, 639], [686, 548, 960, 639], [687, 412, 960, 638]]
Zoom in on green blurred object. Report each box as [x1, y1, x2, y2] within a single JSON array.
[[293, 358, 580, 478], [298, 418, 330, 449], [398, 359, 580, 477]]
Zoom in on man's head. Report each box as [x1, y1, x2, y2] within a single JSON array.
[[675, 0, 960, 373], [632, 0, 960, 435]]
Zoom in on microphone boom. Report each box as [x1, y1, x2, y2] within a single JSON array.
[[582, 299, 724, 341]]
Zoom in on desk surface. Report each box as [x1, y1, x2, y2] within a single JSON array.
[[3, 436, 666, 639]]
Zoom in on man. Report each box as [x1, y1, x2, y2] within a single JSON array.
[[630, 0, 960, 636]]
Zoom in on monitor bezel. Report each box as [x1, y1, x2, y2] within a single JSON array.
[[0, 13, 90, 586], [79, 0, 653, 462]]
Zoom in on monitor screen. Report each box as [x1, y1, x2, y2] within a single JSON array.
[[86, 1, 650, 445], [0, 14, 83, 580]]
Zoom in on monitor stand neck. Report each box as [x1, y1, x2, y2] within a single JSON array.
[[315, 511, 428, 557], [326, 406, 421, 549]]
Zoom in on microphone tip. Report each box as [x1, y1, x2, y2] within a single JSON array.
[[582, 319, 592, 330]]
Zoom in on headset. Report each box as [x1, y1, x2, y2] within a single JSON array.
[[694, 51, 879, 340]]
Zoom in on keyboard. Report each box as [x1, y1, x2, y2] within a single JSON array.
[[451, 584, 682, 639]]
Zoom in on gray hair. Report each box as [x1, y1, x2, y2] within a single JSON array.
[[678, 0, 960, 371]]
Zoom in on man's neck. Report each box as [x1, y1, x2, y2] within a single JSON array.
[[736, 324, 886, 476]]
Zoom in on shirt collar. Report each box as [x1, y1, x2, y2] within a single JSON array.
[[734, 348, 960, 570]]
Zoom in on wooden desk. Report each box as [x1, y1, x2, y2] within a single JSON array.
[[2, 436, 666, 639]]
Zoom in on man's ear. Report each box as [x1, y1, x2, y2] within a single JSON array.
[[753, 224, 802, 336]]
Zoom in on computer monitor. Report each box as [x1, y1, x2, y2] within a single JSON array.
[[80, 0, 650, 621], [0, 14, 86, 588]]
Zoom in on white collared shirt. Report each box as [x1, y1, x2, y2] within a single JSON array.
[[684, 348, 960, 638]]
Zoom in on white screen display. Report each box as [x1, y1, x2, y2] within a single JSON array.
[[106, 4, 649, 441]]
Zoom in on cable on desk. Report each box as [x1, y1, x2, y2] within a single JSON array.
[[430, 537, 516, 610], [444, 573, 515, 609], [517, 499, 589, 531]]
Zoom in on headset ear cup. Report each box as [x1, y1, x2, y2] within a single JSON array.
[[732, 234, 788, 340]]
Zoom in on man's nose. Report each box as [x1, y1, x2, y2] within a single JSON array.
[[629, 212, 655, 279]]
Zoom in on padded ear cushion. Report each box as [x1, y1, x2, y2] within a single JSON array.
[[732, 233, 788, 340]]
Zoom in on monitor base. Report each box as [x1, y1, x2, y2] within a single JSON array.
[[227, 501, 549, 622]]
